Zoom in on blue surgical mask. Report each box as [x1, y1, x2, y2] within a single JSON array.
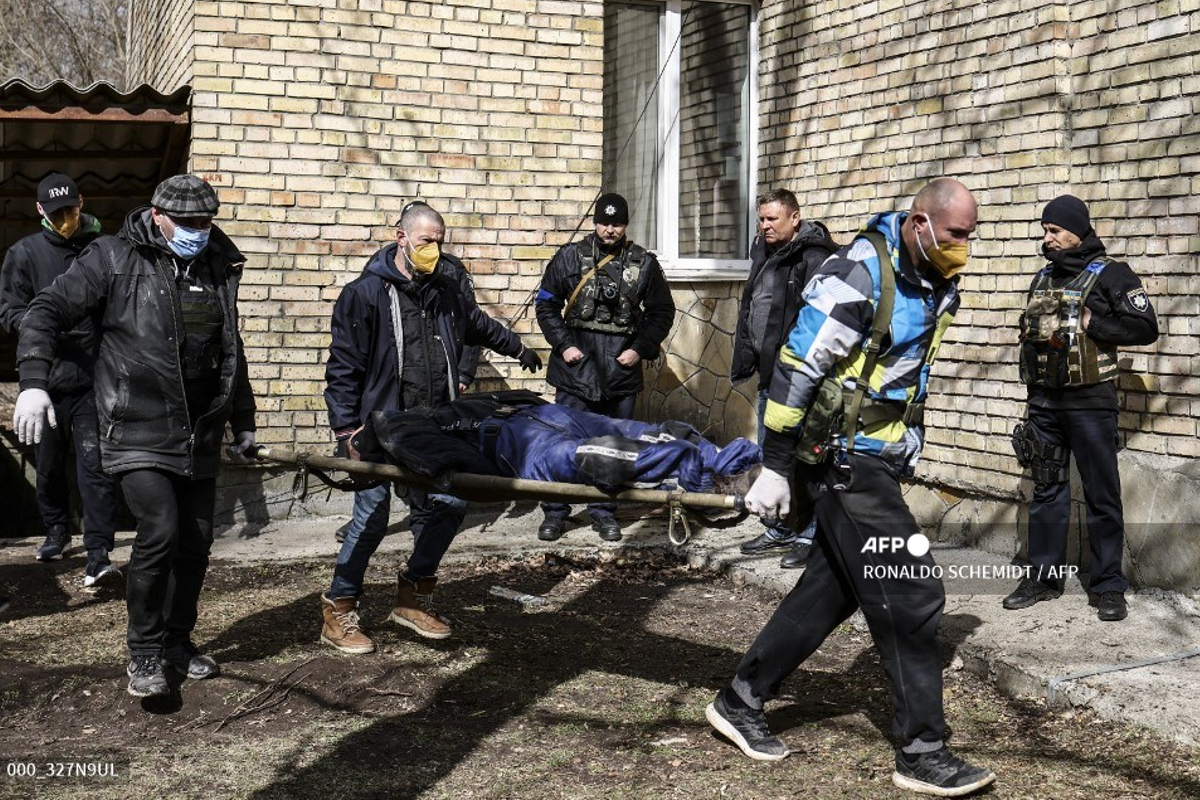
[[167, 225, 210, 259]]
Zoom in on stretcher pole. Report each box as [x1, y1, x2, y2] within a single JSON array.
[[247, 445, 745, 512]]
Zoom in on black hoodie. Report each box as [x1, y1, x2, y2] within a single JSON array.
[[1027, 231, 1159, 410], [731, 220, 839, 390], [0, 214, 102, 395]]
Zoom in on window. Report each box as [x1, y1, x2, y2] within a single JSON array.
[[603, 0, 757, 279]]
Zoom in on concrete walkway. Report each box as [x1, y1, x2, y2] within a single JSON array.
[[25, 498, 1200, 747]]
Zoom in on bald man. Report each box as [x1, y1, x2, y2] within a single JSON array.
[[705, 179, 995, 797]]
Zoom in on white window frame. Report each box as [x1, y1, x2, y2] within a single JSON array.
[[651, 0, 759, 281]]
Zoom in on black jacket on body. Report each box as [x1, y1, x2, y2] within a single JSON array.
[[0, 215, 103, 397], [535, 233, 675, 402], [17, 207, 256, 479], [1027, 232, 1159, 411], [324, 243, 524, 436], [730, 221, 839, 390]]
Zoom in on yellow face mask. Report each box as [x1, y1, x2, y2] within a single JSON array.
[[916, 217, 968, 280], [44, 207, 81, 240], [407, 241, 440, 275]]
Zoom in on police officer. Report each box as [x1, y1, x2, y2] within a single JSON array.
[[534, 193, 675, 542], [1003, 195, 1159, 622]]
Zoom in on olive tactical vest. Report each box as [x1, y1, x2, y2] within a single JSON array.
[[564, 242, 645, 335], [1019, 260, 1118, 388]]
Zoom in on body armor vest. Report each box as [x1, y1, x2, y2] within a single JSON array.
[[1019, 260, 1118, 388], [178, 271, 224, 373], [565, 243, 645, 335]]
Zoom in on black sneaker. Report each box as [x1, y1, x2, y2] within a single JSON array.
[[592, 517, 622, 543], [1089, 591, 1128, 622], [127, 653, 170, 697], [163, 641, 221, 680], [334, 521, 353, 544], [538, 517, 567, 542], [83, 557, 122, 589], [739, 531, 793, 555], [1001, 577, 1062, 610], [893, 747, 995, 796], [780, 540, 813, 569], [36, 525, 71, 561], [705, 691, 789, 761]]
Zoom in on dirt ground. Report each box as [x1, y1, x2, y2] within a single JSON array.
[[1, 548, 1199, 800]]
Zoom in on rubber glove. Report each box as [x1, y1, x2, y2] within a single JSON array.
[[227, 430, 258, 464], [744, 466, 791, 523], [13, 388, 55, 446]]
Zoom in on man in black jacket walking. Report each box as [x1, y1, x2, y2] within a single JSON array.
[[0, 173, 119, 583], [730, 189, 838, 569], [320, 201, 542, 655], [14, 175, 258, 698], [534, 193, 675, 543], [1003, 195, 1159, 622]]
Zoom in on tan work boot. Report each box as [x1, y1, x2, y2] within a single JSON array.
[[389, 575, 451, 639], [320, 594, 376, 654]]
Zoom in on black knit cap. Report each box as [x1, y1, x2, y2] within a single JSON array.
[[152, 174, 220, 216], [594, 192, 629, 225], [1041, 195, 1091, 238]]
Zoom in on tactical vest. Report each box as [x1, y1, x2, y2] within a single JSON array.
[[564, 242, 645, 335], [178, 272, 224, 374], [1019, 260, 1118, 388]]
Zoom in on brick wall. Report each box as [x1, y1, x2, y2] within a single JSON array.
[[756, 0, 1199, 499], [169, 0, 606, 453], [126, 0, 194, 91]]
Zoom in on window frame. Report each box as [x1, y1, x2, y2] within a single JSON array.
[[649, 0, 759, 281]]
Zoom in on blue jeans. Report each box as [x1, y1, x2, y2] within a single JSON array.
[[757, 389, 814, 544], [328, 483, 469, 599]]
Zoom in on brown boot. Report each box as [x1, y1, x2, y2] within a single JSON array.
[[389, 575, 451, 639], [320, 594, 376, 654]]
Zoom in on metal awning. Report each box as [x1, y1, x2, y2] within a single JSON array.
[[0, 79, 191, 381]]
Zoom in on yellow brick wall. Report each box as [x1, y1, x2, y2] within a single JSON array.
[[180, 0, 604, 451], [756, 0, 1199, 498], [125, 0, 195, 90]]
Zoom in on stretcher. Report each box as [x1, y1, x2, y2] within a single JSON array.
[[247, 444, 747, 546]]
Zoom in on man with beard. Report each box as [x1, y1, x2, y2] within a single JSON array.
[[534, 193, 676, 543], [1003, 195, 1159, 622]]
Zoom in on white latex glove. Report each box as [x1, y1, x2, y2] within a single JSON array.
[[13, 388, 56, 446], [744, 466, 791, 523], [227, 430, 258, 465]]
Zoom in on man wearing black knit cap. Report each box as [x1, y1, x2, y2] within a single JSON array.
[[534, 192, 676, 542], [1003, 194, 1158, 621]]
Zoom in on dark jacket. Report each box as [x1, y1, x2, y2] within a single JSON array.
[[0, 215, 103, 396], [1027, 232, 1159, 411], [17, 207, 256, 479], [731, 221, 839, 390], [324, 243, 524, 434], [535, 233, 675, 402]]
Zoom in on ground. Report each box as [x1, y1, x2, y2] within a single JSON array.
[[1, 548, 1198, 800]]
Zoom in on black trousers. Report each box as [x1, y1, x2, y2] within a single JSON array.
[[540, 389, 636, 521], [119, 469, 216, 655], [1026, 404, 1128, 594], [35, 389, 118, 558], [731, 454, 947, 749]]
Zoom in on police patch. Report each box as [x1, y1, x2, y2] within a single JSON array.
[[605, 204, 617, 216], [1126, 288, 1149, 312]]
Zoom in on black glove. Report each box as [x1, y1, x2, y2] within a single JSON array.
[[517, 346, 543, 373]]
